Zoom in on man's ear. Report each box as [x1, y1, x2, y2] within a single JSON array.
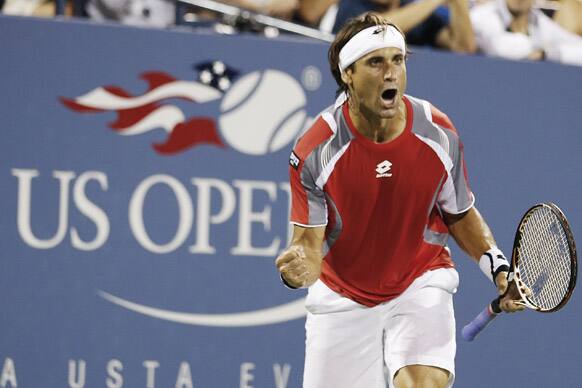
[[341, 69, 352, 87]]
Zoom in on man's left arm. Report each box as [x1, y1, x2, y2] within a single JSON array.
[[445, 207, 524, 312], [436, 0, 476, 53]]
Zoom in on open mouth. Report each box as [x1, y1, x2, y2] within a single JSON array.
[[381, 88, 397, 103]]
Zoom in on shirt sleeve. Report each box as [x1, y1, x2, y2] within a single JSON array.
[[540, 15, 582, 65], [430, 107, 475, 215], [440, 136, 475, 214], [288, 116, 334, 226], [289, 149, 328, 227], [477, 32, 536, 60]]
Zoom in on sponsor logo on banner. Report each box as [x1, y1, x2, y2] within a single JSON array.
[[60, 61, 309, 156], [45, 61, 324, 327]]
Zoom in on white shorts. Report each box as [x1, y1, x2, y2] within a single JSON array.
[[303, 268, 459, 388]]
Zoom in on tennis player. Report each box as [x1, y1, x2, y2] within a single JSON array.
[[275, 12, 525, 388]]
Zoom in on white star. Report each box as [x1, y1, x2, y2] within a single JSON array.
[[218, 77, 231, 91], [199, 69, 213, 84], [213, 61, 226, 75]]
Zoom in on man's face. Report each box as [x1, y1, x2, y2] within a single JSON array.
[[506, 0, 533, 15], [343, 47, 407, 120]]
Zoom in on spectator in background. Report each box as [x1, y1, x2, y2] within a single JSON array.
[[86, 0, 175, 28], [471, 0, 582, 65], [2, 0, 40, 15], [293, 0, 337, 29], [2, 0, 60, 16], [331, 0, 476, 52], [553, 0, 582, 36], [219, 0, 298, 20]]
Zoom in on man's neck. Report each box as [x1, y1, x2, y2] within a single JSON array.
[[509, 12, 531, 34], [348, 100, 407, 144]]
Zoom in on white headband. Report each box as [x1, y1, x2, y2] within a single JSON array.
[[338, 25, 406, 72]]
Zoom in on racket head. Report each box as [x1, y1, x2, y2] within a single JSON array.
[[511, 203, 577, 312]]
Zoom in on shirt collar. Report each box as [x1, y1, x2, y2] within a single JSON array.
[[496, 0, 513, 27], [496, 0, 538, 30]]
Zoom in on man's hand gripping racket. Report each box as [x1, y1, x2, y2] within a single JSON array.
[[462, 203, 578, 341]]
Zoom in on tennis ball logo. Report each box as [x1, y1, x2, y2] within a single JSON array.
[[219, 69, 307, 155]]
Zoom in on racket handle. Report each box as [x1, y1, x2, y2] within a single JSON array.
[[461, 297, 502, 342]]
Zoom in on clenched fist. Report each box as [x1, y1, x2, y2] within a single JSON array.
[[275, 245, 321, 289]]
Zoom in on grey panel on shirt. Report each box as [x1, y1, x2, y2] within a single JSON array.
[[407, 96, 473, 213], [301, 149, 327, 225], [322, 194, 343, 256], [424, 228, 450, 246], [298, 104, 354, 226], [320, 108, 355, 171], [447, 129, 473, 212]]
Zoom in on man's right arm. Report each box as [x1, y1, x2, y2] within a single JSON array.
[[381, 0, 446, 34], [436, 0, 476, 53], [275, 225, 326, 289], [281, 115, 331, 288]]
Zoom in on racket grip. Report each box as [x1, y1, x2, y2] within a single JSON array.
[[461, 297, 502, 342]]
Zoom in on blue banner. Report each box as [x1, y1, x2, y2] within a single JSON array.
[[1, 15, 581, 388]]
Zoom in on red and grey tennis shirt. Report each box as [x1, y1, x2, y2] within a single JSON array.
[[289, 95, 475, 307]]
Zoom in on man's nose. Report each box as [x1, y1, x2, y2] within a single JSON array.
[[383, 65, 395, 80]]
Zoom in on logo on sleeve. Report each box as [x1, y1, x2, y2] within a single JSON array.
[[376, 160, 393, 178], [289, 151, 300, 170]]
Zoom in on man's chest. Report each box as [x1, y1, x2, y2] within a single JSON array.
[[324, 139, 447, 207]]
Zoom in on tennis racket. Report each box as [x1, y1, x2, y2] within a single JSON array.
[[462, 202, 577, 341]]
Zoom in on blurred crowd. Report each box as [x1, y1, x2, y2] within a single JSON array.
[[2, 0, 582, 65]]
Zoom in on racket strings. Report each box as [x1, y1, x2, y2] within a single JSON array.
[[517, 206, 572, 310]]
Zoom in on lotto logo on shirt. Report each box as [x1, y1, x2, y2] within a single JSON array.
[[376, 160, 393, 178]]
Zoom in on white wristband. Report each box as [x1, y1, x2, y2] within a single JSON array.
[[479, 247, 510, 285]]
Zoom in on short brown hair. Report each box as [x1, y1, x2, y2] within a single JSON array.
[[328, 13, 406, 95]]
